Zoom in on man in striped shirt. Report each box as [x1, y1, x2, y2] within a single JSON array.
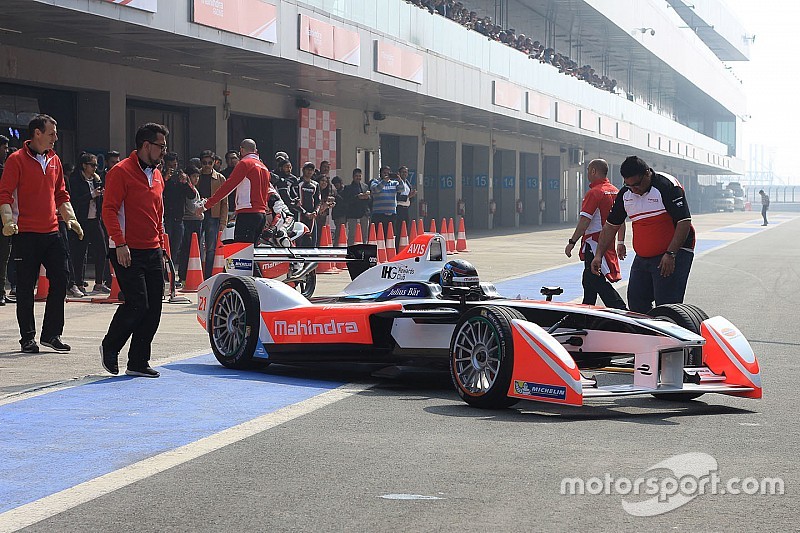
[[370, 166, 399, 238], [591, 156, 695, 313]]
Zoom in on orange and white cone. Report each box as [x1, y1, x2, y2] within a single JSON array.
[[336, 224, 348, 269], [429, 219, 437, 234], [34, 266, 49, 302], [385, 222, 396, 261], [417, 219, 424, 237], [440, 218, 448, 241], [399, 220, 410, 254], [367, 223, 378, 250], [376, 223, 387, 264], [180, 233, 203, 292], [447, 218, 458, 254], [456, 217, 470, 252], [354, 222, 365, 245], [317, 224, 339, 274], [211, 231, 225, 276], [409, 219, 418, 243], [93, 264, 123, 303]]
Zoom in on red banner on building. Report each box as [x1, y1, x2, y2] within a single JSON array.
[[492, 81, 522, 111], [298, 14, 360, 66], [375, 41, 423, 84], [192, 0, 277, 43]]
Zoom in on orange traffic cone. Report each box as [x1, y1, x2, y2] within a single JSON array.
[[367, 223, 378, 249], [317, 224, 339, 274], [456, 217, 470, 252], [93, 264, 123, 303], [417, 219, 424, 237], [447, 218, 458, 254], [429, 219, 437, 234], [354, 222, 365, 245], [34, 266, 49, 301], [180, 233, 203, 292], [336, 224, 348, 269], [211, 231, 225, 276], [376, 223, 387, 264], [409, 219, 418, 243], [385, 222, 396, 261], [440, 218, 448, 240], [399, 220, 410, 253]]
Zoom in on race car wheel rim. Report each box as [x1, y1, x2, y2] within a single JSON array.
[[211, 288, 247, 357], [452, 317, 501, 394]]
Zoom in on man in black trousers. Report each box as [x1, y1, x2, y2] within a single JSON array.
[[100, 123, 169, 378]]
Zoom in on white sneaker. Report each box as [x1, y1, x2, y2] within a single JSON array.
[[68, 285, 85, 298]]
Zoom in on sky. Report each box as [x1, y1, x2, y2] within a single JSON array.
[[723, 0, 798, 183]]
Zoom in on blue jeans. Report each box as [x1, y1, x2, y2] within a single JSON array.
[[627, 249, 693, 313], [164, 219, 184, 266], [202, 213, 221, 279]]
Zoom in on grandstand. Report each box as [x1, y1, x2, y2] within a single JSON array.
[[0, 0, 748, 227]]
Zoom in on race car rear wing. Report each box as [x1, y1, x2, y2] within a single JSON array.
[[222, 242, 377, 280]]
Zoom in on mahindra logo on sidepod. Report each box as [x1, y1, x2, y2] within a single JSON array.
[[273, 319, 359, 336]]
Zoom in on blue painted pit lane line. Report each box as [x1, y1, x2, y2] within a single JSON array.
[[0, 354, 344, 514], [711, 227, 763, 233], [495, 238, 728, 301]]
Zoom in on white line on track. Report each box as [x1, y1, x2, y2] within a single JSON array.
[[0, 381, 375, 533]]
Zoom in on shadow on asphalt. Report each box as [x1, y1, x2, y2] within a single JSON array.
[[422, 399, 756, 424]]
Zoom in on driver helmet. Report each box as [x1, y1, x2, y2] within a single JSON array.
[[440, 260, 480, 288]]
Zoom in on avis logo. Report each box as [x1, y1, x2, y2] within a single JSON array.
[[406, 243, 426, 255], [381, 265, 415, 280]]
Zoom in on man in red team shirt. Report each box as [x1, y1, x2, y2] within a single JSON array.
[[201, 138, 270, 244], [564, 159, 627, 309], [592, 155, 695, 313], [100, 123, 169, 378], [0, 114, 84, 354]]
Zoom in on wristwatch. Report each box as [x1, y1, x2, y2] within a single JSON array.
[[568, 238, 578, 245], [664, 250, 676, 257]]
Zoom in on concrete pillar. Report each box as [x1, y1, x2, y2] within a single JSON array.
[[461, 144, 474, 229], [109, 82, 126, 153], [437, 141, 457, 221], [472, 145, 490, 230], [543, 155, 561, 224], [520, 152, 540, 226]]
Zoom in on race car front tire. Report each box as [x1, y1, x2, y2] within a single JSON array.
[[647, 303, 709, 401], [209, 276, 262, 369], [450, 305, 524, 409]]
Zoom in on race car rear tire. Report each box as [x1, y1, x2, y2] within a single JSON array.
[[450, 305, 524, 409], [647, 303, 708, 401], [209, 277, 262, 369]]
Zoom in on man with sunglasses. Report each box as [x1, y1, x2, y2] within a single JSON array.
[[591, 155, 695, 313], [100, 122, 169, 378], [197, 150, 227, 279]]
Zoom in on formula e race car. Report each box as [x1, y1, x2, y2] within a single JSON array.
[[196, 233, 762, 408]]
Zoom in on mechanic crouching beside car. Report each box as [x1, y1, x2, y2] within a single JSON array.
[[591, 156, 696, 313]]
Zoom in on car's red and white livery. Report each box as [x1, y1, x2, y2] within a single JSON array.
[[197, 233, 761, 409]]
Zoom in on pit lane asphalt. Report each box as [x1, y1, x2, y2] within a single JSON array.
[[1, 212, 797, 531]]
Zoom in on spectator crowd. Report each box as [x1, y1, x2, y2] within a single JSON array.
[[405, 0, 618, 93], [0, 132, 418, 300]]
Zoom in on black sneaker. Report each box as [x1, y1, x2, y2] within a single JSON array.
[[125, 366, 160, 378], [41, 336, 71, 352], [21, 340, 39, 353], [100, 344, 119, 375]]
